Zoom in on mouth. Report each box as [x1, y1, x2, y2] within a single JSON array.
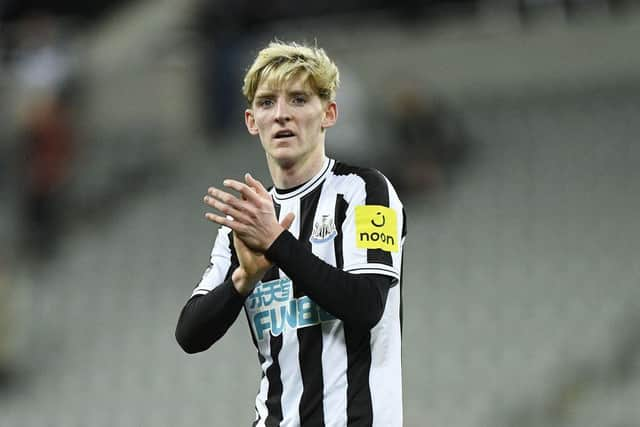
[[273, 129, 295, 139]]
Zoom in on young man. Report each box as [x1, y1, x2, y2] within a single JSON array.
[[175, 41, 406, 426]]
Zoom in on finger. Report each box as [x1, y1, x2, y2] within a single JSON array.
[[207, 187, 246, 211], [204, 195, 252, 225], [280, 212, 296, 230], [206, 187, 254, 219], [205, 212, 232, 227], [205, 212, 248, 234], [245, 173, 270, 196], [223, 179, 262, 205]]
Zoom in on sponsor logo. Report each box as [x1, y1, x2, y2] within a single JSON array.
[[310, 214, 337, 243], [355, 205, 399, 252], [247, 278, 336, 340]]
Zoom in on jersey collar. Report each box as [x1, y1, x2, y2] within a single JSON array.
[[271, 157, 334, 202]]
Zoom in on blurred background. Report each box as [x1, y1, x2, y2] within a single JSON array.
[[1, 0, 640, 426]]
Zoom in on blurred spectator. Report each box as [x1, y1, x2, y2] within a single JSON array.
[[10, 15, 77, 261], [21, 92, 74, 260], [192, 0, 257, 135], [385, 90, 472, 199]]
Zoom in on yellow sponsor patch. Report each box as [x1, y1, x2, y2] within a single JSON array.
[[355, 205, 399, 252]]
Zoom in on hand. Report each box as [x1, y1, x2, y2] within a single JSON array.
[[230, 233, 271, 295], [204, 173, 295, 252]]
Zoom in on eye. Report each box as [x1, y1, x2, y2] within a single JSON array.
[[257, 98, 274, 108], [291, 95, 307, 105]]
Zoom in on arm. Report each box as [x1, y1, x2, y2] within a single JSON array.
[[175, 221, 246, 354], [176, 193, 296, 354], [175, 229, 271, 354], [266, 230, 393, 329], [175, 278, 246, 354]]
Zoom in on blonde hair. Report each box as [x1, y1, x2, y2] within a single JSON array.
[[242, 41, 340, 105]]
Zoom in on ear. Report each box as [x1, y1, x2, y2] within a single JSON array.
[[321, 101, 338, 130], [245, 108, 259, 135]]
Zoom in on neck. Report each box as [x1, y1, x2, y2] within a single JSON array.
[[267, 146, 326, 190]]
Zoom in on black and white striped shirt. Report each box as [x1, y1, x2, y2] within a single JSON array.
[[181, 157, 406, 426]]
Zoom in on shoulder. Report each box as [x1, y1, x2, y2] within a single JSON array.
[[329, 160, 398, 206], [331, 161, 387, 185]]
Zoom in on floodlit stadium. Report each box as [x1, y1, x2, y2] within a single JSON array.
[[1, 1, 640, 426]]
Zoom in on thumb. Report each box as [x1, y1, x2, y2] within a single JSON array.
[[279, 212, 296, 230]]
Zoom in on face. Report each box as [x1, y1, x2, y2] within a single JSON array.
[[245, 74, 337, 168]]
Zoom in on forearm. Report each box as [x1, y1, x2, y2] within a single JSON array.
[[175, 278, 246, 354], [265, 231, 392, 329]]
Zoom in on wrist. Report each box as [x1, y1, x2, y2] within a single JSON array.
[[232, 267, 258, 296], [231, 267, 256, 296], [265, 226, 286, 252], [264, 228, 292, 263]]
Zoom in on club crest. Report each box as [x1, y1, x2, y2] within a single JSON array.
[[310, 214, 337, 243]]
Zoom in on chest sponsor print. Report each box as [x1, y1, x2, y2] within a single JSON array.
[[246, 278, 336, 340]]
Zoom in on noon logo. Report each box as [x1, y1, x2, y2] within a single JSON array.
[[355, 205, 399, 252]]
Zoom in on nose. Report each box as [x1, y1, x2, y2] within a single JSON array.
[[274, 97, 291, 124]]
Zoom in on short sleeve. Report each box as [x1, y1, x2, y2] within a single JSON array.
[[341, 170, 404, 281], [191, 226, 234, 297]]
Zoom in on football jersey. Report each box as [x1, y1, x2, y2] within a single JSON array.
[[192, 157, 406, 426]]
